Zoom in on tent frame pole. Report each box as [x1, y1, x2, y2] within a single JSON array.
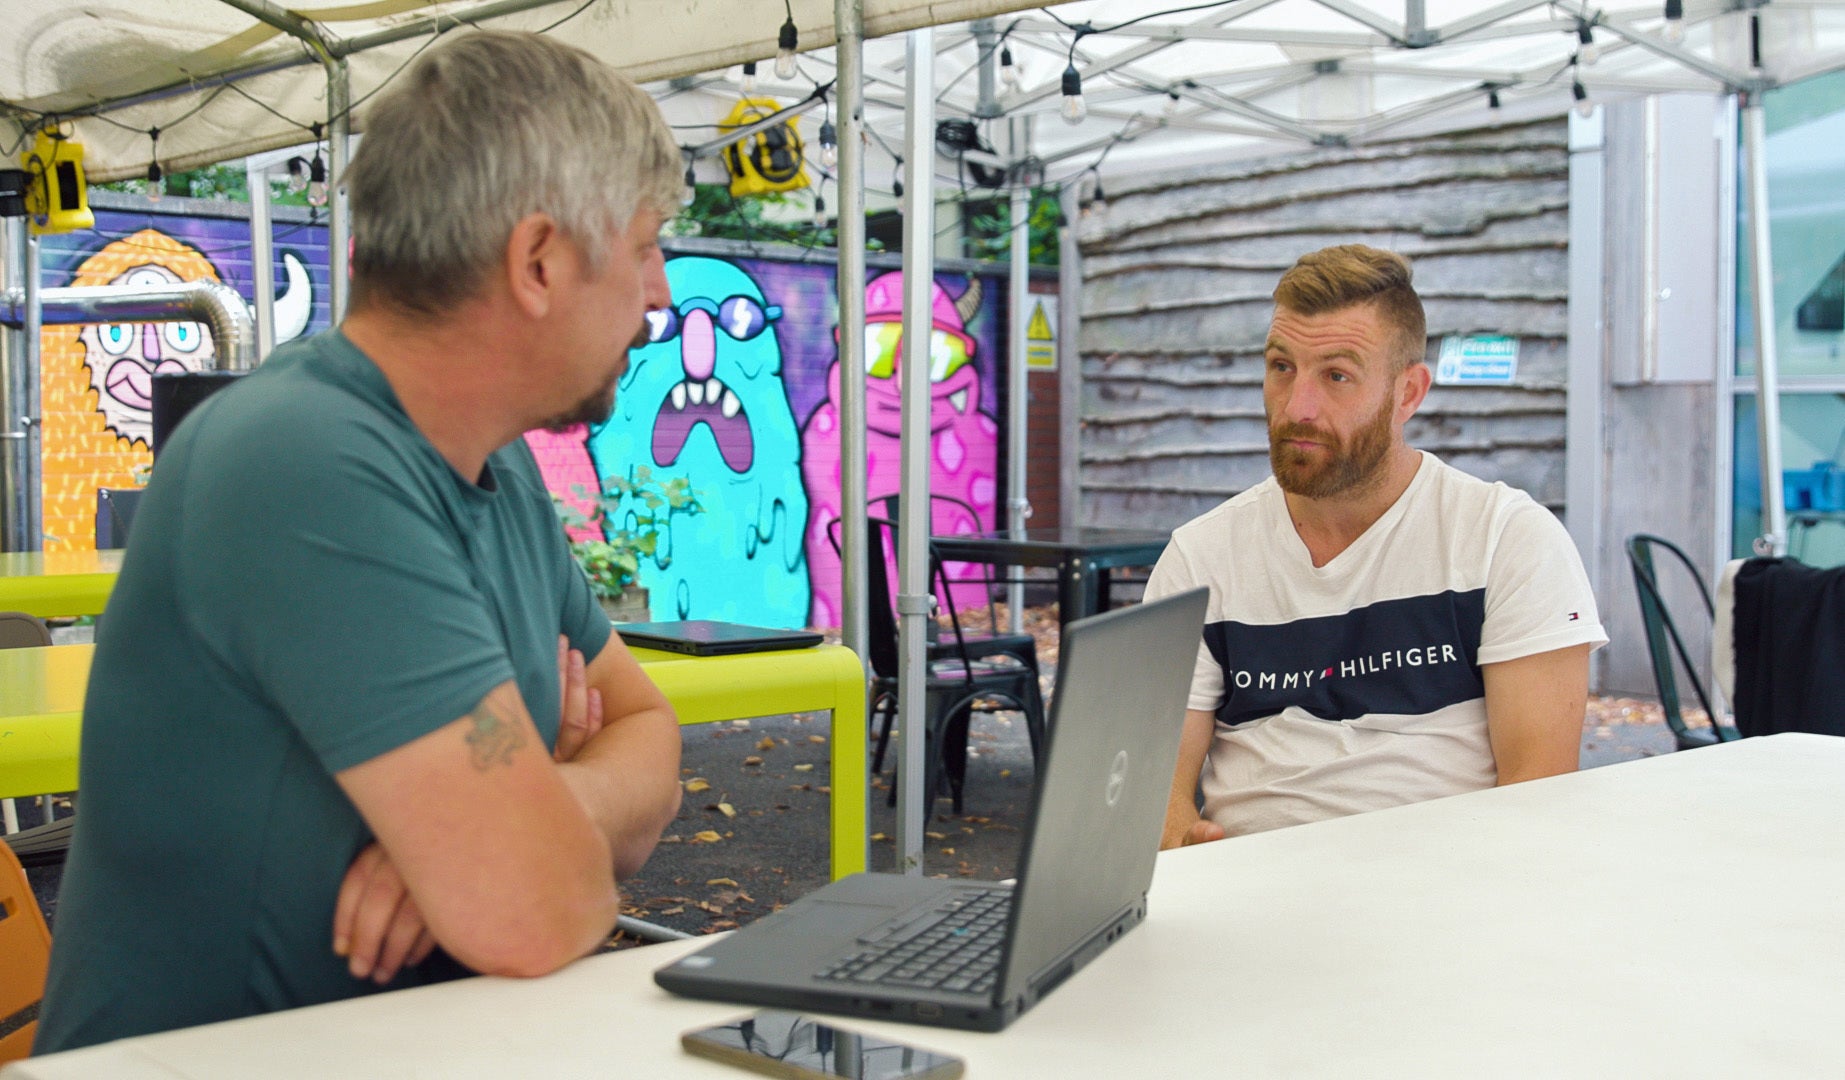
[[895, 25, 936, 875]]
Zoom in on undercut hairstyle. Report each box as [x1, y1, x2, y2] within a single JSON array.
[[345, 30, 683, 316], [1272, 245, 1428, 370]]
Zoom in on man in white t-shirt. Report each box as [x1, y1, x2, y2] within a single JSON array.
[[1148, 244, 1606, 847]]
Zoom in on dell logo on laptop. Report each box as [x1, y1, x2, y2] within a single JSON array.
[[1105, 750, 1129, 807]]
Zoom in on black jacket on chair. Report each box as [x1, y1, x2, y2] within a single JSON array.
[[1732, 557, 1845, 738]]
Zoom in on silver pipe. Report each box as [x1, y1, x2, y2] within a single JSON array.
[[896, 25, 936, 876], [972, 18, 1001, 119], [1, 219, 31, 552], [1058, 183, 1083, 530], [328, 58, 353, 323], [17, 234, 41, 552], [1006, 161, 1031, 635], [835, 0, 871, 875], [1742, 94, 1786, 555], [2, 282, 259, 372], [247, 159, 277, 359]]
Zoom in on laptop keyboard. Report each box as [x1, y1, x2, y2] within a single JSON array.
[[817, 887, 1012, 994]]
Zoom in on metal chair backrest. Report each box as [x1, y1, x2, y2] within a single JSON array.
[[0, 842, 52, 1063], [1625, 533, 1737, 749], [0, 613, 51, 651]]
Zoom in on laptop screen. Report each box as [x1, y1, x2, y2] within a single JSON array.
[[996, 587, 1209, 999]]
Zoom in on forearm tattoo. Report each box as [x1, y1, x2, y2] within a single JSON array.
[[464, 697, 527, 770]]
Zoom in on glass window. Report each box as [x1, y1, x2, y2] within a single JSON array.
[[1733, 68, 1845, 565]]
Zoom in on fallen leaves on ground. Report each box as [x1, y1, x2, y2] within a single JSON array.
[[742, 755, 764, 766], [717, 802, 737, 818], [756, 736, 778, 752], [683, 778, 711, 793], [692, 830, 724, 843], [706, 877, 739, 887]]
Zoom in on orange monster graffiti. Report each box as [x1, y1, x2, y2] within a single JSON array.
[[39, 230, 222, 551]]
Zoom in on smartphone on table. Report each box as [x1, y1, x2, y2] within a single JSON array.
[[681, 1009, 965, 1080]]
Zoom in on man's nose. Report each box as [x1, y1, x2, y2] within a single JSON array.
[[1278, 379, 1320, 424], [140, 323, 163, 362]]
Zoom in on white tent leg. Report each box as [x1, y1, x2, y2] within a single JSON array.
[[834, 0, 870, 877], [1006, 163, 1031, 634], [895, 25, 936, 875], [247, 159, 277, 360], [1741, 92, 1786, 556], [328, 57, 352, 324]]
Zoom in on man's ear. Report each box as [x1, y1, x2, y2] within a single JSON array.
[[1397, 360, 1432, 421], [504, 212, 562, 320]]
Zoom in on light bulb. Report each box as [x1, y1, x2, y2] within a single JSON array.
[[145, 161, 163, 203], [892, 172, 903, 199], [1572, 80, 1594, 118], [284, 156, 310, 194], [775, 18, 798, 80], [1060, 64, 1086, 125], [1000, 46, 1021, 89], [1163, 91, 1181, 117], [1488, 88, 1501, 110], [1576, 23, 1600, 65], [740, 61, 758, 94], [812, 194, 827, 227], [819, 120, 837, 169], [682, 163, 697, 207], [1662, 0, 1686, 43], [307, 153, 329, 208]]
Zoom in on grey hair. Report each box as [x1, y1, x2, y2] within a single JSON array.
[[345, 29, 683, 316]]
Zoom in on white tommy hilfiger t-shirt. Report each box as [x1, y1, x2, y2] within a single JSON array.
[[1145, 451, 1608, 836]]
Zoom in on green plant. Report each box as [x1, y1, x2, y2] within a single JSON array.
[[555, 467, 704, 600]]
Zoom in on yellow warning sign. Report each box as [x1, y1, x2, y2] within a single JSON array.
[[1026, 296, 1058, 371]]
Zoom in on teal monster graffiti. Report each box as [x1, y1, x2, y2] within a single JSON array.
[[588, 256, 812, 627]]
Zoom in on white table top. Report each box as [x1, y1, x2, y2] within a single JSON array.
[[13, 734, 1845, 1079]]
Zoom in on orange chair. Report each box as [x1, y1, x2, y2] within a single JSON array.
[[0, 841, 52, 1063]]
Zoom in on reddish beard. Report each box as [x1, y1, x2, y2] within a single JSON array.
[[1268, 392, 1396, 499]]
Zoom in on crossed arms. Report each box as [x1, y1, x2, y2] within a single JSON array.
[[332, 634, 681, 982], [1159, 643, 1592, 849]]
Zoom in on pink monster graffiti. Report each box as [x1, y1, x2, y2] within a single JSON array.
[[524, 426, 602, 543], [801, 271, 1001, 629]]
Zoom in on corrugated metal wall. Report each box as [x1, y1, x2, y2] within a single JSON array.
[[1073, 118, 1570, 532]]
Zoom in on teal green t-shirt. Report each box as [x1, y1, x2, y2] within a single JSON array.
[[36, 331, 612, 1052]]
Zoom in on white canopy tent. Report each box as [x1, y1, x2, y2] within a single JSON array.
[[6, 0, 1845, 868]]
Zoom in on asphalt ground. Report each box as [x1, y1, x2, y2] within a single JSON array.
[[19, 608, 1681, 951]]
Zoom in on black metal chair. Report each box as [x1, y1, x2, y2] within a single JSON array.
[[1626, 533, 1740, 749], [95, 487, 143, 549], [870, 492, 1042, 689], [840, 516, 1046, 815]]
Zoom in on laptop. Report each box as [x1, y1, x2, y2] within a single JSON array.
[[653, 586, 1210, 1032], [618, 620, 823, 657]]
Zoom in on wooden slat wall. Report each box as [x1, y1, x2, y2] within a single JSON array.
[[1074, 119, 1571, 531]]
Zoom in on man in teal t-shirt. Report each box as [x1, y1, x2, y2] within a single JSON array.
[[38, 31, 689, 1051]]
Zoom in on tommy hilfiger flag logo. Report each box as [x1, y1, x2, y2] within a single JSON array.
[[1567, 612, 1580, 621]]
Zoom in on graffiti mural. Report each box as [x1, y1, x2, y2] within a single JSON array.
[[33, 204, 1012, 624], [582, 256, 813, 627], [37, 211, 326, 550], [800, 271, 1002, 629]]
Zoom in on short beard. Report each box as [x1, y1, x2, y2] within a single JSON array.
[[543, 325, 650, 433], [1268, 393, 1396, 500], [542, 382, 616, 433]]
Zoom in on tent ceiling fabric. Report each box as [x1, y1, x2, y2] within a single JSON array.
[[4, 0, 1845, 182]]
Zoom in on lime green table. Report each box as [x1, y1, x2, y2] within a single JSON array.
[[0, 642, 867, 878], [0, 549, 123, 619]]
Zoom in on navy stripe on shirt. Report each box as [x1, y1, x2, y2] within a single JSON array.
[[1204, 589, 1486, 727]]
